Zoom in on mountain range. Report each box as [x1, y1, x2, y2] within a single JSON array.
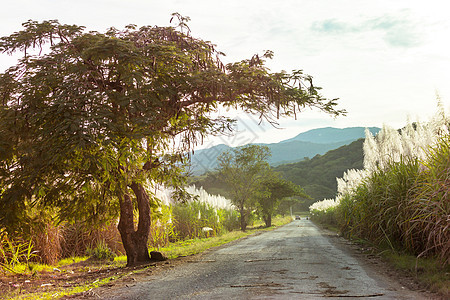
[[189, 127, 380, 175]]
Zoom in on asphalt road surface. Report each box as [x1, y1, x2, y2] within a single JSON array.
[[94, 220, 430, 299]]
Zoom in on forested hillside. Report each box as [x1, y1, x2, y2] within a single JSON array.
[[189, 127, 379, 175], [274, 138, 364, 210], [190, 138, 365, 211]]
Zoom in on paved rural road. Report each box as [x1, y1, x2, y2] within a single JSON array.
[[94, 220, 430, 299]]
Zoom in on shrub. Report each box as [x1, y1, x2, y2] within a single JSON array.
[[86, 240, 116, 261], [218, 209, 240, 232], [62, 221, 124, 258], [31, 221, 63, 265], [309, 198, 339, 226], [172, 200, 223, 240], [0, 228, 37, 274]]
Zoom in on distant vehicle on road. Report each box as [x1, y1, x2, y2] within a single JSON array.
[[295, 215, 301, 220]]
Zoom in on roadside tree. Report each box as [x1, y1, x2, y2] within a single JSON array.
[[217, 145, 271, 231], [255, 170, 308, 227], [0, 17, 344, 266]]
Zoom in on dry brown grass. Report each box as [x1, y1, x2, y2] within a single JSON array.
[[32, 222, 63, 265]]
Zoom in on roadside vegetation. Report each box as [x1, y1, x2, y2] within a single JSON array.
[[216, 145, 308, 230], [191, 138, 368, 212], [275, 138, 368, 210], [0, 15, 337, 298], [151, 215, 293, 259], [4, 11, 447, 300], [309, 102, 450, 297], [0, 14, 343, 271], [0, 199, 292, 300]]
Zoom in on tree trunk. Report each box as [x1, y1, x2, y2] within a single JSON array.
[[239, 207, 247, 232], [263, 214, 272, 227], [117, 182, 151, 267]]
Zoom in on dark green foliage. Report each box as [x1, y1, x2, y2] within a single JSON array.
[[190, 139, 364, 212], [86, 240, 117, 261], [216, 145, 271, 231], [254, 170, 308, 227], [275, 139, 365, 209]]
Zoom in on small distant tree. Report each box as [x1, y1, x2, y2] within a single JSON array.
[[255, 170, 308, 227], [217, 145, 270, 231]]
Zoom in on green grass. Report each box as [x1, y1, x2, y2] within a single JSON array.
[[150, 231, 255, 259], [0, 262, 53, 275], [57, 256, 89, 267], [10, 276, 117, 300], [382, 251, 450, 297], [271, 215, 294, 226]]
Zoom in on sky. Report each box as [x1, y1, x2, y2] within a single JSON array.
[[1, 0, 449, 149]]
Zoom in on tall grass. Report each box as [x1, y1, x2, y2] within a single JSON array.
[[61, 221, 124, 258], [309, 198, 339, 226], [335, 158, 420, 249], [405, 136, 450, 264], [0, 184, 239, 273], [334, 139, 449, 264], [31, 221, 63, 265], [149, 204, 176, 248], [310, 103, 449, 265], [0, 228, 37, 274], [152, 185, 239, 243], [172, 200, 238, 240]]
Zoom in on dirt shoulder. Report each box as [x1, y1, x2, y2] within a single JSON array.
[[66, 233, 260, 298], [0, 255, 203, 299], [0, 232, 260, 299], [314, 225, 447, 300]]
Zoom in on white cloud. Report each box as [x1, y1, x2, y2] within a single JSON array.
[[0, 0, 449, 148], [311, 13, 421, 48]]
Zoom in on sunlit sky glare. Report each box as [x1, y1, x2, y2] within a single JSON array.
[[1, 0, 450, 149]]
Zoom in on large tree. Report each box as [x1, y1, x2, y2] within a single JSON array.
[[0, 17, 344, 266]]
